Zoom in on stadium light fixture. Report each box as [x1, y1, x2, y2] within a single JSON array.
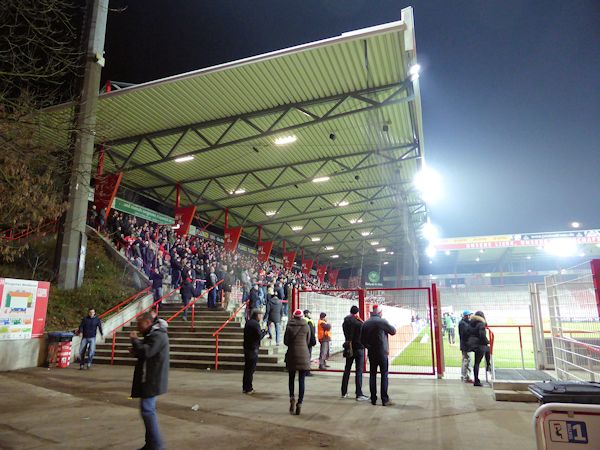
[[265, 210, 276, 216], [383, 261, 389, 265], [409, 64, 421, 81], [387, 251, 394, 255], [545, 239, 578, 257], [175, 155, 194, 163], [331, 254, 339, 258], [414, 167, 442, 204], [311, 237, 321, 242], [526, 255, 532, 260], [444, 250, 451, 256], [274, 135, 297, 145], [337, 200, 350, 207], [428, 260, 433, 264], [425, 244, 437, 258], [484, 273, 492, 277], [291, 225, 303, 232], [579, 252, 585, 257], [475, 257, 480, 262], [325, 246, 334, 250], [349, 218, 363, 224], [312, 176, 330, 183], [571, 221, 581, 229], [422, 221, 439, 242], [229, 188, 246, 195], [370, 241, 380, 246], [360, 231, 371, 237], [479, 249, 485, 254], [376, 247, 386, 252]]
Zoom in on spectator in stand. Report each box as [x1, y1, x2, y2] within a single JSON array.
[[130, 312, 169, 450], [87, 204, 97, 227], [317, 312, 332, 370], [180, 277, 194, 321], [242, 309, 268, 394], [466, 311, 491, 387], [207, 266, 219, 309], [247, 282, 263, 319], [77, 308, 103, 370], [149, 267, 164, 306], [284, 309, 311, 416], [150, 308, 168, 330], [341, 306, 369, 401], [222, 265, 233, 310], [303, 310, 317, 376], [445, 313, 456, 345], [458, 310, 473, 383], [265, 290, 284, 345], [361, 304, 396, 406]]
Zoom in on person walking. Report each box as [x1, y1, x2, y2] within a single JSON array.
[[445, 313, 456, 344], [317, 312, 332, 370], [284, 309, 311, 416], [341, 306, 369, 401], [77, 308, 103, 370], [149, 267, 164, 307], [130, 312, 169, 450], [265, 291, 284, 345], [361, 304, 396, 406], [458, 310, 473, 383], [466, 310, 491, 387], [243, 309, 268, 394], [303, 310, 317, 376]]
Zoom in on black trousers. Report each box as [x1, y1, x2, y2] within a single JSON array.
[[473, 348, 491, 382], [243, 349, 258, 392], [341, 348, 364, 397], [368, 350, 389, 403]]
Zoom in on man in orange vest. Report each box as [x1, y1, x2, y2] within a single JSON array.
[[318, 312, 332, 370]]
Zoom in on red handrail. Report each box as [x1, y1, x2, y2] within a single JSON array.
[[108, 287, 179, 364], [212, 300, 249, 370], [98, 286, 151, 319], [1, 220, 59, 241], [165, 280, 224, 331]]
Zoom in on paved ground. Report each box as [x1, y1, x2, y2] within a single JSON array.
[[0, 365, 537, 450]]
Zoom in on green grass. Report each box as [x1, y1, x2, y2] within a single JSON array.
[[0, 236, 138, 331], [392, 326, 538, 369]]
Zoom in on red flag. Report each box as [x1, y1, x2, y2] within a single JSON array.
[[301, 259, 314, 276], [174, 205, 197, 237], [283, 251, 296, 270], [328, 269, 339, 286], [316, 265, 327, 283], [224, 226, 243, 253], [94, 172, 123, 216], [257, 241, 274, 263]]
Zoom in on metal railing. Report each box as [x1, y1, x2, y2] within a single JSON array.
[[107, 287, 179, 364], [98, 286, 151, 320], [212, 300, 248, 370], [165, 280, 223, 332], [1, 220, 59, 241]]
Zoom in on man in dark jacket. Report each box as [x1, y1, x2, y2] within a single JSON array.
[[458, 310, 472, 383], [265, 292, 284, 345], [466, 311, 491, 387], [243, 309, 267, 394], [149, 268, 164, 305], [180, 278, 194, 321], [341, 306, 369, 400], [77, 308, 103, 370], [130, 312, 169, 450], [304, 310, 317, 376], [360, 304, 396, 406]]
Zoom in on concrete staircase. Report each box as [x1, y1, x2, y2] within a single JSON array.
[[95, 302, 286, 371], [492, 380, 538, 402]]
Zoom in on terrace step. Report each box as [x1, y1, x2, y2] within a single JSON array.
[[95, 349, 281, 364], [94, 356, 286, 371], [493, 389, 538, 402]]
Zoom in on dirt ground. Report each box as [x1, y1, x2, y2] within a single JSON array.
[[0, 365, 537, 450]]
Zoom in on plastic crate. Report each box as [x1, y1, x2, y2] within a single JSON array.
[[529, 381, 600, 405]]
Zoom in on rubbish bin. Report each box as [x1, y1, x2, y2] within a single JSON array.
[[529, 381, 600, 404], [47, 332, 74, 369]]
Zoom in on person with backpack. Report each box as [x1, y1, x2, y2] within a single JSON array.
[[341, 306, 369, 401]]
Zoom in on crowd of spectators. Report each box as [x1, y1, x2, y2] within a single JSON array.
[[87, 206, 337, 313]]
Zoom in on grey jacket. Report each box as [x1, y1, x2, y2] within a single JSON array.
[[360, 314, 396, 356], [131, 323, 170, 398], [284, 317, 311, 371]]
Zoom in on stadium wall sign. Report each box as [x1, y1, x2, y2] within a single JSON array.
[[435, 229, 600, 250], [0, 278, 50, 340]]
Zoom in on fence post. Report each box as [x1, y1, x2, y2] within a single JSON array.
[[358, 289, 367, 372], [431, 283, 444, 379], [591, 259, 600, 320]]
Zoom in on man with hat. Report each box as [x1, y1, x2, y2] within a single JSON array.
[[360, 304, 396, 406], [341, 306, 369, 401], [458, 310, 473, 382]]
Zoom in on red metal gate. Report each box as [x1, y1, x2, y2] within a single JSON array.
[[297, 286, 440, 376]]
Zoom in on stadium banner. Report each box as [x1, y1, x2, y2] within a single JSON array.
[[0, 278, 50, 340], [435, 229, 600, 250], [94, 172, 123, 216], [112, 198, 173, 224], [316, 265, 327, 283], [174, 205, 196, 237], [328, 269, 339, 286], [301, 259, 314, 276], [257, 241, 274, 263], [224, 226, 243, 253], [283, 251, 296, 270]]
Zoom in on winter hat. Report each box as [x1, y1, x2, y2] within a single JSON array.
[[350, 306, 359, 315], [463, 310, 472, 316], [372, 304, 382, 315], [293, 309, 304, 318], [319, 312, 327, 319], [303, 309, 311, 316]]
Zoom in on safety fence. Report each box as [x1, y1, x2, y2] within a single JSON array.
[[545, 261, 600, 381], [298, 287, 436, 375]]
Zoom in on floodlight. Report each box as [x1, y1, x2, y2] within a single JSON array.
[[545, 239, 578, 257], [311, 237, 321, 242], [175, 156, 194, 163], [414, 167, 442, 204], [337, 200, 349, 207], [331, 254, 339, 258], [274, 135, 297, 145], [265, 211, 276, 216], [325, 246, 334, 250], [376, 248, 386, 252], [425, 244, 436, 258], [421, 221, 439, 242], [571, 221, 581, 229], [291, 225, 303, 231], [313, 176, 330, 183], [360, 231, 371, 237], [370, 241, 380, 246]]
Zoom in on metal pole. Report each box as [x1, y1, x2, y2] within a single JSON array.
[[57, 0, 109, 289], [518, 326, 525, 369]]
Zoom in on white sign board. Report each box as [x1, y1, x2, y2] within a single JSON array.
[[534, 403, 600, 449]]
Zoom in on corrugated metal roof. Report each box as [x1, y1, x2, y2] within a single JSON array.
[[41, 7, 427, 266]]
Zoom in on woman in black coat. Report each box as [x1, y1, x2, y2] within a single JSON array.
[[466, 310, 491, 386], [284, 309, 311, 416]]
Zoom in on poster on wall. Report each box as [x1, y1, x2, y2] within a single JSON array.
[[0, 278, 50, 340]]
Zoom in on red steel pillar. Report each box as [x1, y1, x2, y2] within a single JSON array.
[[431, 283, 444, 379], [590, 259, 600, 319]]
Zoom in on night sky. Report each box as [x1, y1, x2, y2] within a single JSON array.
[[103, 0, 600, 239]]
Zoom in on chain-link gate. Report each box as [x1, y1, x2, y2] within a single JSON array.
[[297, 287, 438, 375]]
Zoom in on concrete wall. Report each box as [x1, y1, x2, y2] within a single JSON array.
[[0, 337, 48, 372]]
